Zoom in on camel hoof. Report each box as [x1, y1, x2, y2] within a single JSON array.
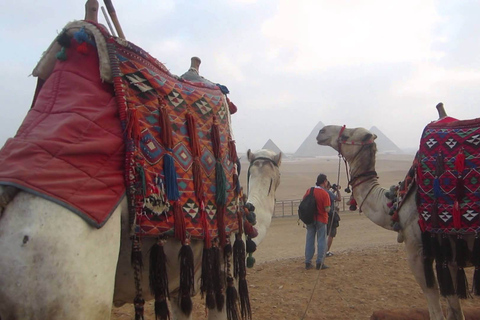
[[397, 231, 404, 243]]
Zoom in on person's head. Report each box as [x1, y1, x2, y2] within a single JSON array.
[[316, 174, 328, 187]]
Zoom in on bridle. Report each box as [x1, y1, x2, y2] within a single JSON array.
[[246, 157, 279, 196], [336, 125, 378, 211]]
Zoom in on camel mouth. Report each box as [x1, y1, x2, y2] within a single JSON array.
[[316, 137, 328, 145]]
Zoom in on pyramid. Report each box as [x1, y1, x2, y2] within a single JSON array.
[[294, 121, 338, 157], [369, 126, 403, 154], [262, 139, 284, 156]]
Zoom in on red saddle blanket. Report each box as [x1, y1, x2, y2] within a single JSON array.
[[0, 37, 124, 227], [417, 117, 480, 234]]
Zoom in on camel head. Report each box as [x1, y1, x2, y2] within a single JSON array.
[[245, 149, 282, 246], [316, 125, 377, 164]]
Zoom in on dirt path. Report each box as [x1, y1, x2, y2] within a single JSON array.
[[112, 212, 478, 320]]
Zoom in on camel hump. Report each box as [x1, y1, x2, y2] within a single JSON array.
[[180, 56, 215, 86]]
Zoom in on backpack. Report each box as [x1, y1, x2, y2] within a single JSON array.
[[298, 187, 317, 224]]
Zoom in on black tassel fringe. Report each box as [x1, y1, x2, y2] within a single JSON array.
[[440, 263, 455, 296], [226, 277, 240, 320], [239, 278, 252, 320], [134, 295, 145, 320], [474, 266, 480, 296], [212, 246, 225, 312], [149, 242, 170, 320], [455, 267, 469, 299], [201, 248, 216, 310], [178, 244, 194, 316]]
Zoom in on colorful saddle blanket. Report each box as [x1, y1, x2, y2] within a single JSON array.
[[110, 36, 240, 242], [417, 117, 480, 234], [0, 22, 240, 242]]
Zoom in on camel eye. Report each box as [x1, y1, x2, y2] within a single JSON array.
[[320, 129, 325, 133]]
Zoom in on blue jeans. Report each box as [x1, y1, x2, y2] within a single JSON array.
[[305, 221, 327, 264]]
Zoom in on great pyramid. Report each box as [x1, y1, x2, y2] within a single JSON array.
[[262, 139, 284, 156], [294, 122, 403, 157], [294, 121, 338, 157], [369, 126, 403, 154]]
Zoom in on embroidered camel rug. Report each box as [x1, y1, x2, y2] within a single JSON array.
[[417, 117, 480, 234], [110, 36, 240, 242]]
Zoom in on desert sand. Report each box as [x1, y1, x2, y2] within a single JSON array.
[[112, 154, 479, 320]]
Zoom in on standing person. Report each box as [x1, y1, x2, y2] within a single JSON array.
[[324, 182, 341, 257], [303, 174, 331, 270]]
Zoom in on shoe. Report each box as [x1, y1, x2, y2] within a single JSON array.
[[326, 251, 334, 257], [305, 263, 314, 270], [316, 262, 329, 270]]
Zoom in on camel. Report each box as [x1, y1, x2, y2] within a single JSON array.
[[0, 148, 281, 320], [0, 2, 282, 319], [316, 124, 476, 320]]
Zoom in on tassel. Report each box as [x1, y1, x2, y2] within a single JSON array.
[[228, 140, 238, 164], [134, 295, 145, 320], [226, 277, 240, 320], [56, 46, 67, 61], [178, 242, 195, 316], [149, 240, 170, 320], [440, 262, 455, 296], [212, 244, 225, 312], [159, 105, 173, 149], [441, 234, 453, 263], [215, 161, 227, 205], [454, 148, 465, 174], [456, 235, 469, 268], [56, 31, 72, 47], [421, 231, 435, 288], [154, 300, 170, 320], [456, 267, 469, 299], [246, 238, 257, 254], [472, 234, 480, 266], [130, 235, 143, 269], [200, 203, 211, 249], [173, 202, 186, 244], [233, 233, 246, 279], [192, 160, 204, 199], [201, 248, 216, 310], [474, 266, 480, 295], [211, 119, 221, 159], [164, 153, 180, 201], [238, 277, 252, 320], [246, 253, 256, 268], [126, 108, 142, 141], [76, 41, 88, 54], [136, 164, 147, 197]]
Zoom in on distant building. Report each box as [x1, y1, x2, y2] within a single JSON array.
[[262, 139, 284, 157]]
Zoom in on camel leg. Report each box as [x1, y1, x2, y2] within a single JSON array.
[[444, 264, 464, 320], [0, 192, 121, 320], [445, 295, 464, 320], [404, 239, 446, 320]]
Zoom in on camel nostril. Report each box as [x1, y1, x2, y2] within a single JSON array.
[[22, 235, 29, 245]]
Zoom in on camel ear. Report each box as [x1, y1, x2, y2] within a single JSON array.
[[273, 152, 282, 166], [247, 149, 253, 162]]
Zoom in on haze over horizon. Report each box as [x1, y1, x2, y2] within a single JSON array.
[[1, 1, 480, 154]]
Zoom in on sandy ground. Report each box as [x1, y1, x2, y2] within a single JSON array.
[[112, 154, 480, 319]]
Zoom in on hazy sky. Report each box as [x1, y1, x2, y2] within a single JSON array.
[[1, 0, 480, 153]]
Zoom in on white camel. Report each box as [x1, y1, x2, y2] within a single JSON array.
[[0, 148, 281, 320], [316, 125, 475, 320], [0, 3, 282, 319]]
